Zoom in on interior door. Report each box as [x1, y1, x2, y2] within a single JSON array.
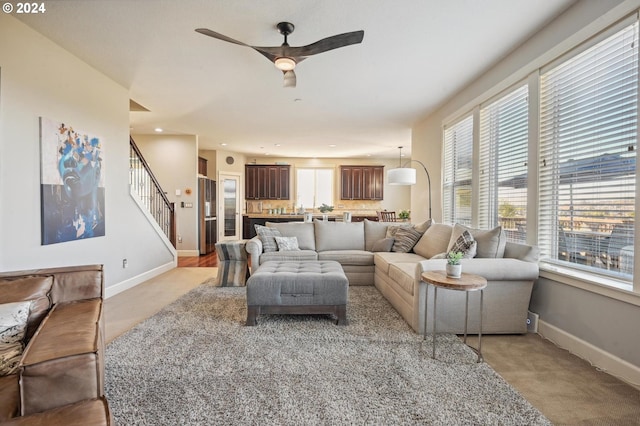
[[218, 173, 241, 241]]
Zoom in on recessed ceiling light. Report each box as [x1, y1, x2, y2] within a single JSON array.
[[329, 144, 336, 148], [154, 128, 163, 133], [275, 144, 281, 147], [220, 143, 227, 146]]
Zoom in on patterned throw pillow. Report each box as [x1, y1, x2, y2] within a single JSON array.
[[275, 236, 300, 251], [0, 301, 31, 375], [448, 230, 477, 259], [255, 225, 282, 253], [391, 227, 424, 253]]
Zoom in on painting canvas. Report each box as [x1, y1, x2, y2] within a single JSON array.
[[40, 117, 105, 245]]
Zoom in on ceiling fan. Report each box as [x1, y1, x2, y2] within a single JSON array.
[[195, 22, 364, 88]]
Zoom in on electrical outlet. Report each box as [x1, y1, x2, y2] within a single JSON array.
[[122, 259, 128, 269], [178, 235, 183, 243]]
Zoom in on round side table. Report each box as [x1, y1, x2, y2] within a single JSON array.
[[421, 270, 487, 363]]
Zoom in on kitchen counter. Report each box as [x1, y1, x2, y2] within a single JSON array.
[[242, 213, 379, 239]]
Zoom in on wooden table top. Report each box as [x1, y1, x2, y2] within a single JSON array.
[[421, 270, 487, 291]]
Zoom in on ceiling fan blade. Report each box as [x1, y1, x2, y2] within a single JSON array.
[[283, 70, 296, 88], [286, 30, 364, 58], [195, 28, 251, 47]]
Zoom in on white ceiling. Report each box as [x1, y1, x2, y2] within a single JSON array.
[[16, 0, 574, 159]]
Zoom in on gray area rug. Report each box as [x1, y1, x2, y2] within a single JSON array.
[[105, 285, 551, 425]]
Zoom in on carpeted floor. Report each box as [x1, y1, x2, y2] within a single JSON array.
[[105, 284, 551, 425]]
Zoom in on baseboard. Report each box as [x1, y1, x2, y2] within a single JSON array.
[[538, 319, 640, 390], [178, 250, 200, 257], [105, 261, 176, 299]]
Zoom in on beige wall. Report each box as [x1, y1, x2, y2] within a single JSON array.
[[0, 15, 174, 289], [133, 134, 199, 254]]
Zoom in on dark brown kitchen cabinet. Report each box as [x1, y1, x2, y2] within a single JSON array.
[[198, 156, 208, 176], [340, 165, 384, 200], [245, 165, 290, 200]]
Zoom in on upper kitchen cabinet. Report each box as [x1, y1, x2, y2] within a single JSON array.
[[245, 164, 290, 200], [341, 165, 384, 200]]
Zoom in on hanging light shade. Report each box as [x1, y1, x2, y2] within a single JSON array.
[[388, 167, 416, 185]]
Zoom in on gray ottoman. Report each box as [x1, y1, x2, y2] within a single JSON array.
[[246, 261, 349, 326]]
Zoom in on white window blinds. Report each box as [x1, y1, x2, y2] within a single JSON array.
[[539, 20, 638, 278], [479, 85, 529, 243], [443, 115, 473, 225]]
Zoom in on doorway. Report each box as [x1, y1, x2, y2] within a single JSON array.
[[217, 172, 241, 241]]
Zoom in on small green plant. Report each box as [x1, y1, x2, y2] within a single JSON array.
[[398, 210, 410, 220], [447, 251, 464, 265], [318, 203, 334, 213]]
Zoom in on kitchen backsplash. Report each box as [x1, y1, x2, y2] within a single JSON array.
[[252, 199, 384, 215]]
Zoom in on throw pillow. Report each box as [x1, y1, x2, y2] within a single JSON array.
[[0, 301, 31, 376], [371, 237, 394, 252], [449, 223, 506, 258], [385, 223, 412, 239], [448, 230, 477, 259], [275, 236, 300, 251], [413, 219, 433, 233], [391, 227, 423, 253], [255, 224, 282, 253], [412, 223, 453, 259]]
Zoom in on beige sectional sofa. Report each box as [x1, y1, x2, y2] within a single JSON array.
[[246, 219, 539, 335]]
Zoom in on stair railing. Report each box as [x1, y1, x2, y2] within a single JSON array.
[[129, 137, 176, 247]]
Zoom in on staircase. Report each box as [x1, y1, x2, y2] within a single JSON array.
[[129, 137, 176, 247]]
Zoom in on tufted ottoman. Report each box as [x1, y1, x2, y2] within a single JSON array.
[[246, 261, 349, 326]]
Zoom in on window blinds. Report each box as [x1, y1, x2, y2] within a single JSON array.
[[479, 85, 529, 242], [443, 115, 473, 225], [539, 20, 638, 276]]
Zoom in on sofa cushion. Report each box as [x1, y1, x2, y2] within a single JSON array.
[[314, 220, 364, 251], [391, 227, 423, 253], [388, 263, 417, 296], [275, 236, 300, 251], [0, 276, 52, 342], [449, 223, 506, 258], [0, 301, 31, 375], [255, 225, 281, 253], [0, 374, 19, 421], [364, 219, 390, 251], [318, 250, 374, 266], [267, 222, 316, 251], [412, 223, 453, 259], [374, 252, 426, 275], [259, 250, 318, 264], [371, 238, 394, 252]]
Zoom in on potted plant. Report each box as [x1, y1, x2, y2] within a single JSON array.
[[446, 251, 463, 278], [398, 210, 410, 221], [318, 203, 334, 213]]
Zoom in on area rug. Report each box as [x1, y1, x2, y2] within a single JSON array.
[[105, 285, 551, 425]]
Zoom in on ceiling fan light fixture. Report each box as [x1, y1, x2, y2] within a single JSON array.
[[275, 57, 296, 71]]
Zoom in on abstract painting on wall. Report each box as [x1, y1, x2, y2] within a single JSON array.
[[40, 117, 105, 245]]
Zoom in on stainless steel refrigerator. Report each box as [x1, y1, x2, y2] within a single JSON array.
[[198, 177, 216, 254]]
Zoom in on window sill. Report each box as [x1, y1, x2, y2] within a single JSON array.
[[539, 262, 640, 307]]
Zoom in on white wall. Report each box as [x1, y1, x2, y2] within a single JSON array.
[[0, 15, 175, 291], [133, 134, 199, 255], [411, 0, 640, 382]]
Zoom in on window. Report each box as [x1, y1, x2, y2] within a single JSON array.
[[479, 85, 529, 243], [539, 20, 637, 281], [296, 168, 334, 209], [443, 115, 473, 225]]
